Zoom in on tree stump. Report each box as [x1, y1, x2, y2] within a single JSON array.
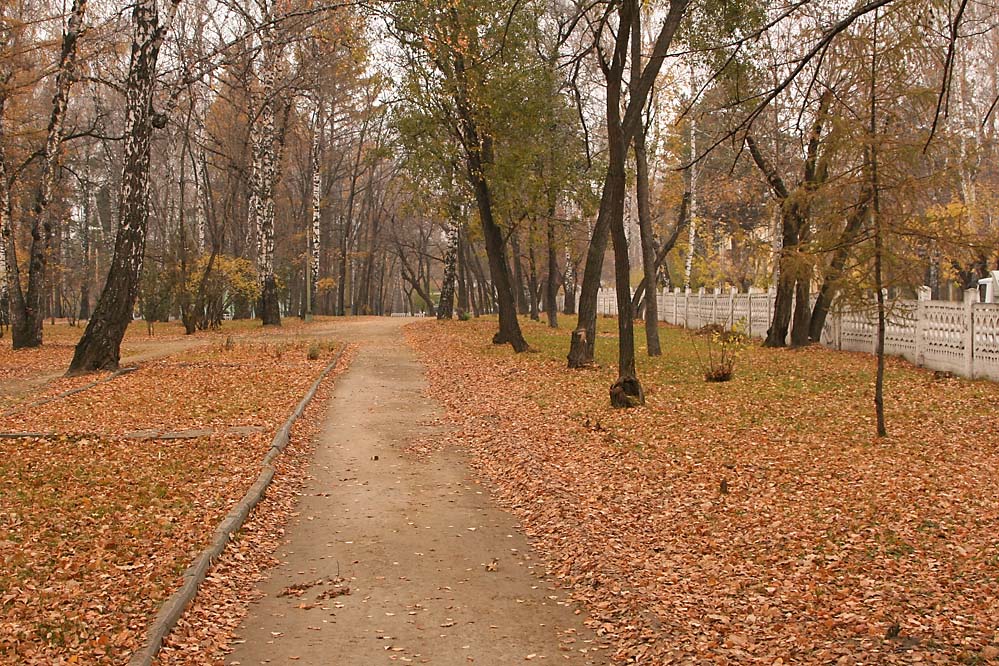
[[567, 328, 590, 368]]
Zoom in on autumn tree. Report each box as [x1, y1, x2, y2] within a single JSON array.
[[68, 0, 183, 373], [388, 0, 564, 351]]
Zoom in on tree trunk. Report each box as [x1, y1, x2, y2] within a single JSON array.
[[470, 168, 527, 350], [765, 209, 798, 348], [562, 245, 576, 315], [78, 192, 92, 320], [69, 0, 179, 374], [870, 12, 886, 437], [470, 245, 490, 313], [527, 224, 540, 321], [397, 247, 436, 317], [0, 102, 11, 336], [308, 108, 322, 318], [606, 58, 643, 407], [437, 219, 459, 320], [249, 27, 282, 327], [566, 0, 684, 368], [545, 220, 558, 328], [567, 199, 611, 367], [789, 218, 813, 347], [509, 227, 529, 316], [450, 40, 527, 350], [607, 153, 643, 405], [633, 116, 660, 356], [809, 193, 869, 341], [631, 191, 688, 311], [10, 0, 87, 348], [457, 227, 470, 316]]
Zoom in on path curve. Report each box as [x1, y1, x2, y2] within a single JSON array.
[[227, 317, 608, 665]]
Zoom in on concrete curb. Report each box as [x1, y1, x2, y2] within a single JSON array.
[[128, 344, 347, 666]]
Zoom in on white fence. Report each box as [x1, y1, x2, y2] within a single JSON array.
[[589, 286, 999, 382]]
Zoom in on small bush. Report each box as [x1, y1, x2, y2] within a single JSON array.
[[694, 325, 749, 382], [307, 343, 322, 360]]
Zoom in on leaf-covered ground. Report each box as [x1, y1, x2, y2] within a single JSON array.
[[0, 322, 351, 665], [0, 318, 323, 413], [407, 317, 999, 665]]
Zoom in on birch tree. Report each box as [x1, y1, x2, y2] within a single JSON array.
[[5, 0, 87, 349], [69, 0, 182, 373], [307, 103, 323, 318], [437, 215, 459, 320], [248, 16, 284, 326]]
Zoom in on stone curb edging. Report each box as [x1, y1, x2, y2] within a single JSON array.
[[128, 344, 348, 666]]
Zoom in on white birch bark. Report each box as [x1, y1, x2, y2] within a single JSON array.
[[248, 17, 283, 324], [69, 0, 182, 372], [0, 137, 9, 320], [11, 0, 87, 346], [195, 117, 207, 253], [684, 108, 697, 290], [309, 105, 323, 312], [437, 219, 459, 319]]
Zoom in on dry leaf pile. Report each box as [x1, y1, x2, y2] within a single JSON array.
[[0, 332, 351, 665], [407, 318, 999, 665]]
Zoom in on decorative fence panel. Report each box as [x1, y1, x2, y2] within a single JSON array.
[[920, 301, 968, 375], [972, 304, 999, 381], [884, 301, 918, 363], [588, 286, 996, 381]]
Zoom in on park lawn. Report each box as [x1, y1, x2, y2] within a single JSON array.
[[408, 316, 999, 665], [0, 330, 349, 665], [0, 317, 326, 413]]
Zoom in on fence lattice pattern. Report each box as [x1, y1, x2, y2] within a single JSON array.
[[585, 287, 999, 381]]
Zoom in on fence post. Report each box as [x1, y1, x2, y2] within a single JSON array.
[[965, 288, 977, 377], [747, 288, 754, 337], [729, 287, 737, 329], [915, 286, 931, 366]]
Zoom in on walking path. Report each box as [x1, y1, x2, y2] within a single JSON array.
[[227, 318, 607, 665]]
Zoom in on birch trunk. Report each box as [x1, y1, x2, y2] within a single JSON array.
[[437, 219, 459, 320], [562, 244, 575, 315], [69, 0, 180, 374], [0, 110, 9, 334], [308, 110, 322, 317], [10, 0, 87, 348], [250, 26, 282, 326], [633, 102, 660, 355], [683, 108, 697, 290]]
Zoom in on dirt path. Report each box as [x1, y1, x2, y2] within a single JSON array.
[[0, 336, 209, 405], [227, 318, 608, 665]]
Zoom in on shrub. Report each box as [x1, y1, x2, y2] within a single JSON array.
[[695, 325, 749, 382]]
